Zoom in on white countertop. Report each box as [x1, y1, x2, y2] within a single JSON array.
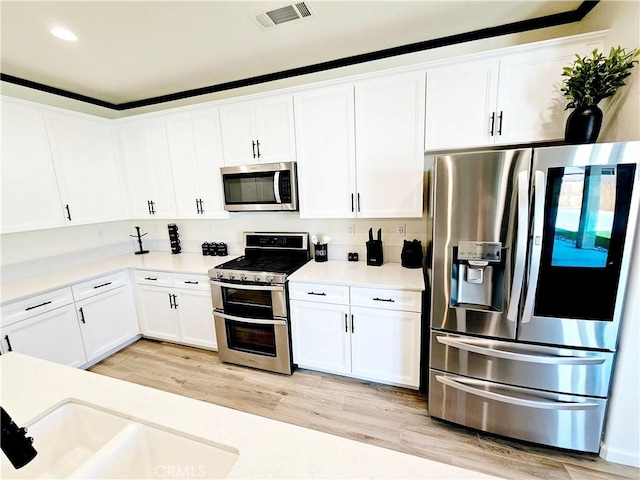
[[0, 353, 500, 479], [289, 260, 425, 291], [0, 252, 237, 304]]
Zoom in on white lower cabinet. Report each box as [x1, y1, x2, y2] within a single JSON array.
[[72, 272, 139, 362], [290, 282, 421, 388], [134, 271, 217, 350], [1, 302, 87, 368], [0, 273, 140, 368]]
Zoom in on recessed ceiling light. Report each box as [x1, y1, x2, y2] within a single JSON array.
[[50, 27, 78, 42]]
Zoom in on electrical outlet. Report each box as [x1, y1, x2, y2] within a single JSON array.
[[397, 223, 406, 236], [347, 223, 355, 236]]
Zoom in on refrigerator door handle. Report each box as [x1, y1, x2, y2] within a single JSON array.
[[436, 336, 607, 365], [506, 170, 529, 322], [522, 170, 546, 324], [434, 375, 599, 410]]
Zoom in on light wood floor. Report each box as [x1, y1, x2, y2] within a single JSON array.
[[90, 339, 639, 480]]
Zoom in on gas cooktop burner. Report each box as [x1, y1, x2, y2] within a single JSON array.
[[209, 232, 310, 284]]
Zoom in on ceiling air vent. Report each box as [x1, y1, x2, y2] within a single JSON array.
[[253, 2, 315, 29]]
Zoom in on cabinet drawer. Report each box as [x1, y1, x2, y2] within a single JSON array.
[[1, 287, 74, 327], [172, 273, 209, 291], [289, 282, 349, 304], [72, 270, 128, 301], [134, 270, 173, 287], [350, 287, 421, 312]]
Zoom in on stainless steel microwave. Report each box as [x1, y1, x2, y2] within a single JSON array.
[[220, 161, 298, 212]]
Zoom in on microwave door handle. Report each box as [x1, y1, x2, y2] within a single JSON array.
[[506, 170, 529, 323], [209, 280, 283, 291], [214, 311, 287, 326], [273, 171, 282, 204], [522, 170, 546, 324]]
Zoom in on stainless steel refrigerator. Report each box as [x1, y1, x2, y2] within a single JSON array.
[[428, 142, 640, 452]]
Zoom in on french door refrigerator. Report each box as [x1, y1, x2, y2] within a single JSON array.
[[428, 142, 640, 452]]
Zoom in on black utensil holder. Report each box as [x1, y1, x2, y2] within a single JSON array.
[[366, 240, 383, 266], [314, 244, 328, 262]]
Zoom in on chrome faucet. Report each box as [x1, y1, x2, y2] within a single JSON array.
[[1, 407, 37, 469]]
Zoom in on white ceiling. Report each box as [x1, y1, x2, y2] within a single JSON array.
[[1, 1, 584, 106]]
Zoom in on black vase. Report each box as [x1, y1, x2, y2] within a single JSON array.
[[564, 105, 603, 144]]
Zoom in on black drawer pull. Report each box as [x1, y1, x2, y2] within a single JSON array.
[[93, 282, 112, 289], [307, 291, 327, 296], [25, 301, 52, 311], [184, 281, 199, 284], [78, 307, 86, 324], [5, 335, 13, 352], [144, 277, 158, 281], [373, 297, 395, 302]]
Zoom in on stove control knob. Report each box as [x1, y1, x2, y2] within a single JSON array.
[[265, 275, 274, 284], [253, 275, 261, 283], [228, 273, 235, 281], [215, 271, 223, 280], [240, 274, 247, 282]]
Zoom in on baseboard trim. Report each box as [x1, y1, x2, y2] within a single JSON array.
[[600, 442, 640, 468]]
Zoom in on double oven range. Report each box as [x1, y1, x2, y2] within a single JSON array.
[[209, 232, 310, 374]]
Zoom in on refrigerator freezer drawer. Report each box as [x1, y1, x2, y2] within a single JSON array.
[[430, 332, 614, 397], [428, 370, 607, 452]]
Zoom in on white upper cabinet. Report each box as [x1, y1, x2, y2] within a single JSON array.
[[354, 71, 425, 218], [425, 58, 500, 149], [116, 116, 177, 218], [44, 112, 126, 226], [1, 99, 65, 233], [294, 84, 357, 218], [425, 34, 604, 150], [219, 94, 296, 166], [165, 108, 228, 219]]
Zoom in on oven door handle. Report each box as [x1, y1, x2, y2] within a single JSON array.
[[214, 311, 287, 326], [209, 280, 283, 291]]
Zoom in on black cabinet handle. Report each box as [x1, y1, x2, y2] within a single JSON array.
[[172, 294, 178, 309], [373, 297, 395, 302], [345, 313, 348, 333], [307, 291, 327, 296], [78, 307, 86, 324], [65, 204, 72, 221], [147, 200, 156, 215], [489, 112, 496, 136], [357, 193, 361, 212], [252, 141, 257, 159], [497, 111, 503, 135], [256, 140, 261, 158], [351, 193, 354, 212], [168, 293, 174, 309], [25, 301, 52, 312], [4, 335, 13, 352], [144, 277, 158, 281], [93, 282, 112, 289], [351, 314, 355, 333], [184, 281, 199, 285], [199, 199, 205, 214]]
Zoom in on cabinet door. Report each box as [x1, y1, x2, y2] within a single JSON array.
[[190, 107, 228, 219], [290, 300, 351, 375], [174, 288, 217, 350], [253, 94, 296, 164], [117, 117, 177, 218], [294, 85, 357, 218], [495, 41, 594, 145], [425, 58, 499, 150], [350, 306, 421, 388], [218, 101, 256, 166], [44, 112, 126, 225], [355, 72, 425, 218], [1, 305, 87, 367], [0, 100, 65, 233], [76, 286, 139, 361], [136, 285, 181, 341]]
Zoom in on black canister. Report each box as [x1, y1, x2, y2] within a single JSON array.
[[216, 242, 228, 256], [314, 243, 328, 262], [201, 242, 210, 256], [209, 242, 218, 256]]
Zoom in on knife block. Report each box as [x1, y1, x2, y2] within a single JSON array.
[[366, 240, 383, 266]]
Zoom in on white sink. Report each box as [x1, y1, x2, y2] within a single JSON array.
[[1, 399, 239, 479]]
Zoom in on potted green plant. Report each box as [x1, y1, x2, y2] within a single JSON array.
[[561, 45, 639, 143]]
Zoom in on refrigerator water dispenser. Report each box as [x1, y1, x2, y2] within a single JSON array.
[[451, 241, 504, 311]]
